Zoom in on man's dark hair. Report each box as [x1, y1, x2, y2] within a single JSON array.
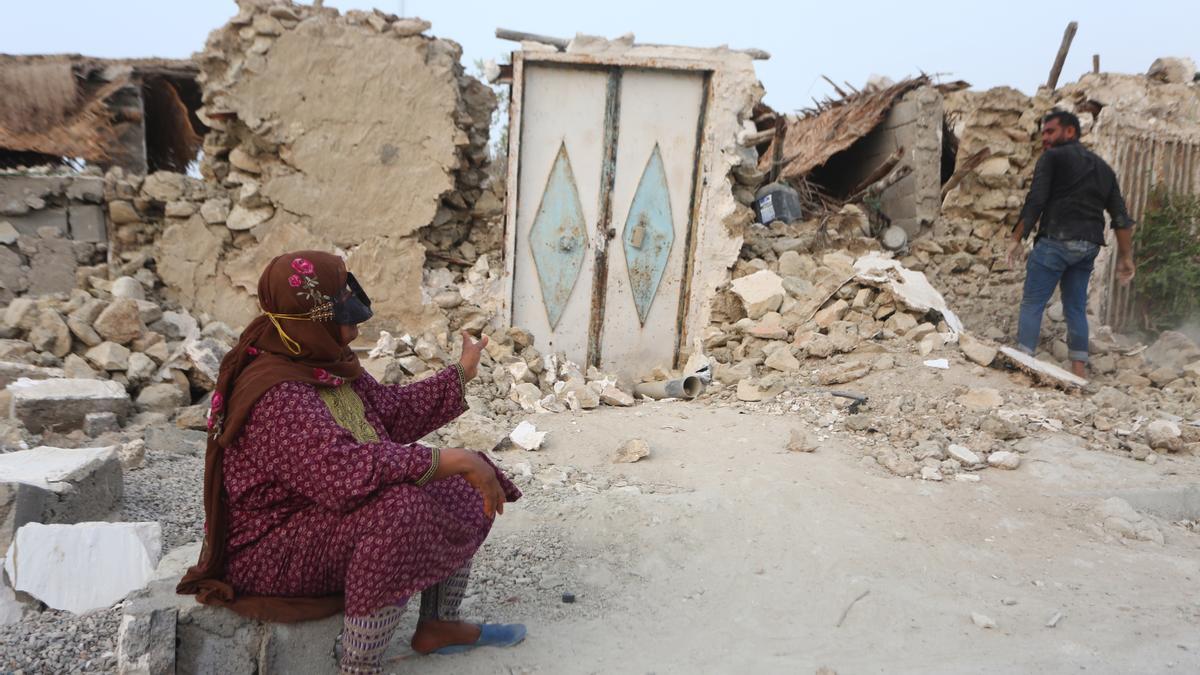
[[1043, 110, 1082, 136]]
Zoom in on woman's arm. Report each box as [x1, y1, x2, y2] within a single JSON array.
[[356, 332, 489, 443], [356, 367, 468, 444]]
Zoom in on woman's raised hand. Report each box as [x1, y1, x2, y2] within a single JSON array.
[[458, 331, 489, 382]]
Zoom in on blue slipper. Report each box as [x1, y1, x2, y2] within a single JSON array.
[[431, 623, 527, 655]]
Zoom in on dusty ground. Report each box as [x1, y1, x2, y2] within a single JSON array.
[[381, 401, 1200, 675], [5, 359, 1198, 674]]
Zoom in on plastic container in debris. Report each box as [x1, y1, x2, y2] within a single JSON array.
[[754, 182, 803, 225]]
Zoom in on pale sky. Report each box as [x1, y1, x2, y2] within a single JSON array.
[[2, 0, 1197, 113]]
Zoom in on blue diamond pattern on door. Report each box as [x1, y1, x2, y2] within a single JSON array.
[[527, 141, 588, 329], [622, 144, 675, 325]]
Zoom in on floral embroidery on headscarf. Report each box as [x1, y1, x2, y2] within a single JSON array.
[[290, 257, 330, 305], [207, 392, 226, 436], [291, 258, 315, 275]]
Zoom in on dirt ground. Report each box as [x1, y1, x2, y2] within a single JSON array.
[[355, 396, 1200, 675]]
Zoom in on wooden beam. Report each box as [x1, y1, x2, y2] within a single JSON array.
[[1093, 54, 1100, 74], [495, 28, 569, 50], [847, 146, 905, 197], [1045, 21, 1079, 90], [940, 147, 993, 200], [739, 128, 776, 148]]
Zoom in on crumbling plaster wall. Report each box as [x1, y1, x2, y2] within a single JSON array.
[[523, 37, 765, 363], [152, 0, 495, 333]]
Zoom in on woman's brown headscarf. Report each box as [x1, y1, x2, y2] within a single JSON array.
[[176, 251, 364, 622]]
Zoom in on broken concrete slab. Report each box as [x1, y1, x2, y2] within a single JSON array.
[[5, 520, 160, 614], [853, 252, 963, 334], [8, 377, 131, 433], [997, 346, 1087, 389], [0, 445, 123, 551]]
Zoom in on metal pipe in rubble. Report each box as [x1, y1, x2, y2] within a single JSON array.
[[634, 376, 706, 401]]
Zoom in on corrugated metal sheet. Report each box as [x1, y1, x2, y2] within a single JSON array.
[[1093, 123, 1200, 331]]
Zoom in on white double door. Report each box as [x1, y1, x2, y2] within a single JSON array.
[[510, 63, 707, 378]]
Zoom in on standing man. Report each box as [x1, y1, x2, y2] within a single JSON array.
[[1006, 110, 1136, 379]]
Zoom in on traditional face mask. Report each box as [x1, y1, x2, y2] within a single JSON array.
[[332, 273, 373, 325]]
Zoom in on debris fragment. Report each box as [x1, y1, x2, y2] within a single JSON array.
[[971, 612, 997, 629], [614, 439, 651, 464], [509, 421, 547, 451]]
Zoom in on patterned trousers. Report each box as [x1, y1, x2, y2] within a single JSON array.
[[338, 562, 473, 675]]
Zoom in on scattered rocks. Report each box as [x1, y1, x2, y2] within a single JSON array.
[[614, 438, 651, 464], [817, 362, 870, 386], [986, 451, 1021, 470], [959, 332, 998, 366], [958, 387, 1002, 411], [786, 429, 817, 453], [1145, 419, 1182, 453], [509, 421, 547, 451], [947, 444, 982, 467], [1098, 497, 1164, 545], [971, 612, 997, 629]]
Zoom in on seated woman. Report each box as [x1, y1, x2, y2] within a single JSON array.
[[177, 250, 523, 674]]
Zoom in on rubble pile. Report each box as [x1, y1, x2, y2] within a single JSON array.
[[0, 235, 239, 474], [363, 325, 638, 452]]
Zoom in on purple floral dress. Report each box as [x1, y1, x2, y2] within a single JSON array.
[[220, 368, 518, 616]]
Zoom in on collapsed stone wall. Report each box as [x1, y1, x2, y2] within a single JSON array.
[[0, 172, 110, 304], [150, 0, 496, 336]]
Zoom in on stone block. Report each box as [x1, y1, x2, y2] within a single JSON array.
[[0, 360, 65, 388], [5, 207, 67, 237], [9, 377, 131, 433], [257, 615, 343, 675], [66, 177, 105, 203], [69, 204, 108, 242], [27, 235, 79, 295], [0, 445, 122, 552]]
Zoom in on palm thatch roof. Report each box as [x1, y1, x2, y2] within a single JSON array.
[[0, 54, 201, 168]]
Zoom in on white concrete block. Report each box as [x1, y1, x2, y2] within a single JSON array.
[[0, 445, 122, 551], [4, 521, 162, 615]]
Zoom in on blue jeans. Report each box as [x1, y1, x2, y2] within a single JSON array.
[[1017, 238, 1100, 362]]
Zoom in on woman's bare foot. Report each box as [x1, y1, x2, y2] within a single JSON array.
[[410, 619, 481, 654]]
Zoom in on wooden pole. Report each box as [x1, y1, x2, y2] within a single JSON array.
[[1045, 21, 1079, 90], [1093, 54, 1100, 74]]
